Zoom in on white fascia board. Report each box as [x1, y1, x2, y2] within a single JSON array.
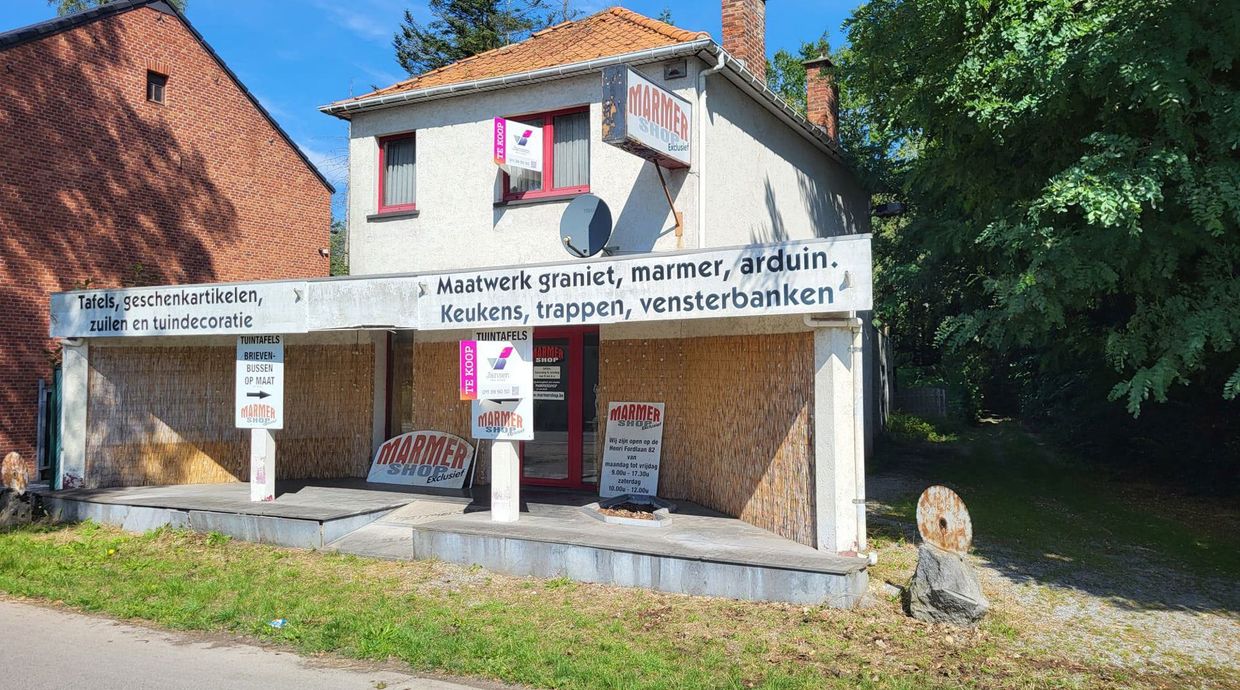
[[693, 44, 846, 164]]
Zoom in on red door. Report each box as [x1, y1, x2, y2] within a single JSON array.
[[520, 326, 599, 489]]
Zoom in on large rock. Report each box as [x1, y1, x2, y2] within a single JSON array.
[[0, 488, 37, 529], [905, 542, 989, 626]]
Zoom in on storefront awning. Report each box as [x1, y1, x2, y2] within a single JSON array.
[[49, 235, 872, 339]]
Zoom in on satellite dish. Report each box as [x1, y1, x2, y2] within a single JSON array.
[[559, 194, 613, 258]]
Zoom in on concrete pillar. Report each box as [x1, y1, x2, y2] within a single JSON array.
[[813, 325, 863, 553], [490, 440, 520, 522], [249, 428, 276, 502], [57, 341, 89, 490]]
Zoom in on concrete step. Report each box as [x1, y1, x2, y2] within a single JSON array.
[[323, 522, 414, 560], [39, 493, 393, 550]]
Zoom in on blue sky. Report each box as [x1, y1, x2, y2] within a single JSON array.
[[1, 1, 859, 217]]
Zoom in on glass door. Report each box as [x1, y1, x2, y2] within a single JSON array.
[[520, 327, 598, 488]]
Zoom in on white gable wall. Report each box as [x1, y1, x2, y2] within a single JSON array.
[[702, 71, 869, 245], [344, 57, 867, 276]]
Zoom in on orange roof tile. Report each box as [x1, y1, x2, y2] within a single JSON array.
[[337, 7, 708, 104]]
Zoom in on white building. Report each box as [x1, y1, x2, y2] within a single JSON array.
[[316, 3, 874, 552], [47, 3, 879, 603]]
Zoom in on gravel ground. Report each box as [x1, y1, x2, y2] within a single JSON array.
[[866, 468, 1240, 677]]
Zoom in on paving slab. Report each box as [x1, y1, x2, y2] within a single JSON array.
[[43, 479, 422, 521], [409, 494, 867, 575]]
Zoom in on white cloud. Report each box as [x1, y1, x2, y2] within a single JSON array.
[[298, 142, 349, 188], [311, 0, 410, 45], [353, 62, 404, 89]]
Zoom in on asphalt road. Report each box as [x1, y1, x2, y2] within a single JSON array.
[[0, 599, 499, 690]]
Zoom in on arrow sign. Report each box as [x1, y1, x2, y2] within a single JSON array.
[[235, 335, 284, 429]]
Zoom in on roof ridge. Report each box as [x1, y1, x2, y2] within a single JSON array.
[[604, 6, 709, 43], [338, 5, 712, 105], [373, 11, 596, 98]]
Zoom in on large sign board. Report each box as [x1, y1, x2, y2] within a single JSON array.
[[419, 236, 872, 331], [493, 117, 543, 173], [235, 335, 284, 429], [602, 65, 692, 168], [471, 398, 534, 441], [51, 282, 308, 338], [599, 402, 665, 498], [367, 431, 476, 489]]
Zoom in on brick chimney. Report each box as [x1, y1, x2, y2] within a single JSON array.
[[804, 55, 839, 141], [722, 0, 767, 75]]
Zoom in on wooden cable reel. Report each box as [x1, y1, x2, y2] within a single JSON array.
[[916, 485, 973, 553]]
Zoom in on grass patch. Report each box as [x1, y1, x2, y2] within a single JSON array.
[[0, 521, 1217, 690], [885, 412, 960, 445], [875, 418, 1240, 583]]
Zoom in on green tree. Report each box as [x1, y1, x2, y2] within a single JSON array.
[[329, 220, 348, 277], [842, 0, 1240, 415], [656, 7, 673, 25], [394, 0, 557, 75], [49, 0, 186, 15], [766, 33, 830, 116]]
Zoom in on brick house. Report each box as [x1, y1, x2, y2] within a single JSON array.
[[0, 0, 334, 474]]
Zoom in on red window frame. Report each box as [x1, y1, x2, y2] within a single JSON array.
[[377, 132, 417, 214], [501, 106, 590, 202]]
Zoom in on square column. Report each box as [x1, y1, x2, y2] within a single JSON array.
[[490, 440, 520, 522], [249, 428, 276, 502], [813, 325, 863, 553], [58, 341, 89, 490]]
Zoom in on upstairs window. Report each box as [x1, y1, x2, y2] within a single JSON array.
[[378, 133, 416, 213], [503, 107, 590, 201], [146, 71, 167, 104]]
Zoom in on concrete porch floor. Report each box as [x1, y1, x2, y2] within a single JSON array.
[[32, 481, 869, 607], [40, 479, 435, 521]]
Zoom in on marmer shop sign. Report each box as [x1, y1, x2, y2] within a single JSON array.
[[50, 282, 308, 338], [417, 235, 873, 331]]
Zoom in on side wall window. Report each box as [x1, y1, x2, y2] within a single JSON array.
[[503, 107, 590, 200], [146, 71, 167, 104], [378, 133, 416, 213]]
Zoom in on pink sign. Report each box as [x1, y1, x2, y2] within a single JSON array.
[[459, 340, 478, 400], [492, 117, 506, 166], [492, 117, 542, 172]]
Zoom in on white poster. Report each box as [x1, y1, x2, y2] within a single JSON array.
[[418, 236, 873, 331], [235, 335, 284, 430], [367, 431, 476, 489], [471, 398, 534, 441], [460, 329, 533, 400], [599, 402, 665, 498], [493, 117, 543, 173]]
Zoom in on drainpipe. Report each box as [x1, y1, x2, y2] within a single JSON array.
[[849, 312, 868, 555], [696, 51, 727, 249]]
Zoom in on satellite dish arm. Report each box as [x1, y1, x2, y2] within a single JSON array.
[[654, 162, 684, 247], [562, 236, 588, 258]]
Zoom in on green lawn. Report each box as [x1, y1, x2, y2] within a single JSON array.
[[875, 416, 1240, 581], [0, 420, 1235, 689]]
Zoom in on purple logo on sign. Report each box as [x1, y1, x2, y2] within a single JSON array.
[[488, 346, 514, 371]]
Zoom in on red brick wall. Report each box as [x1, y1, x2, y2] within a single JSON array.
[[0, 6, 332, 471], [721, 0, 766, 76]]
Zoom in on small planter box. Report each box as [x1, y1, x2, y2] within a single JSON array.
[[583, 494, 676, 528]]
